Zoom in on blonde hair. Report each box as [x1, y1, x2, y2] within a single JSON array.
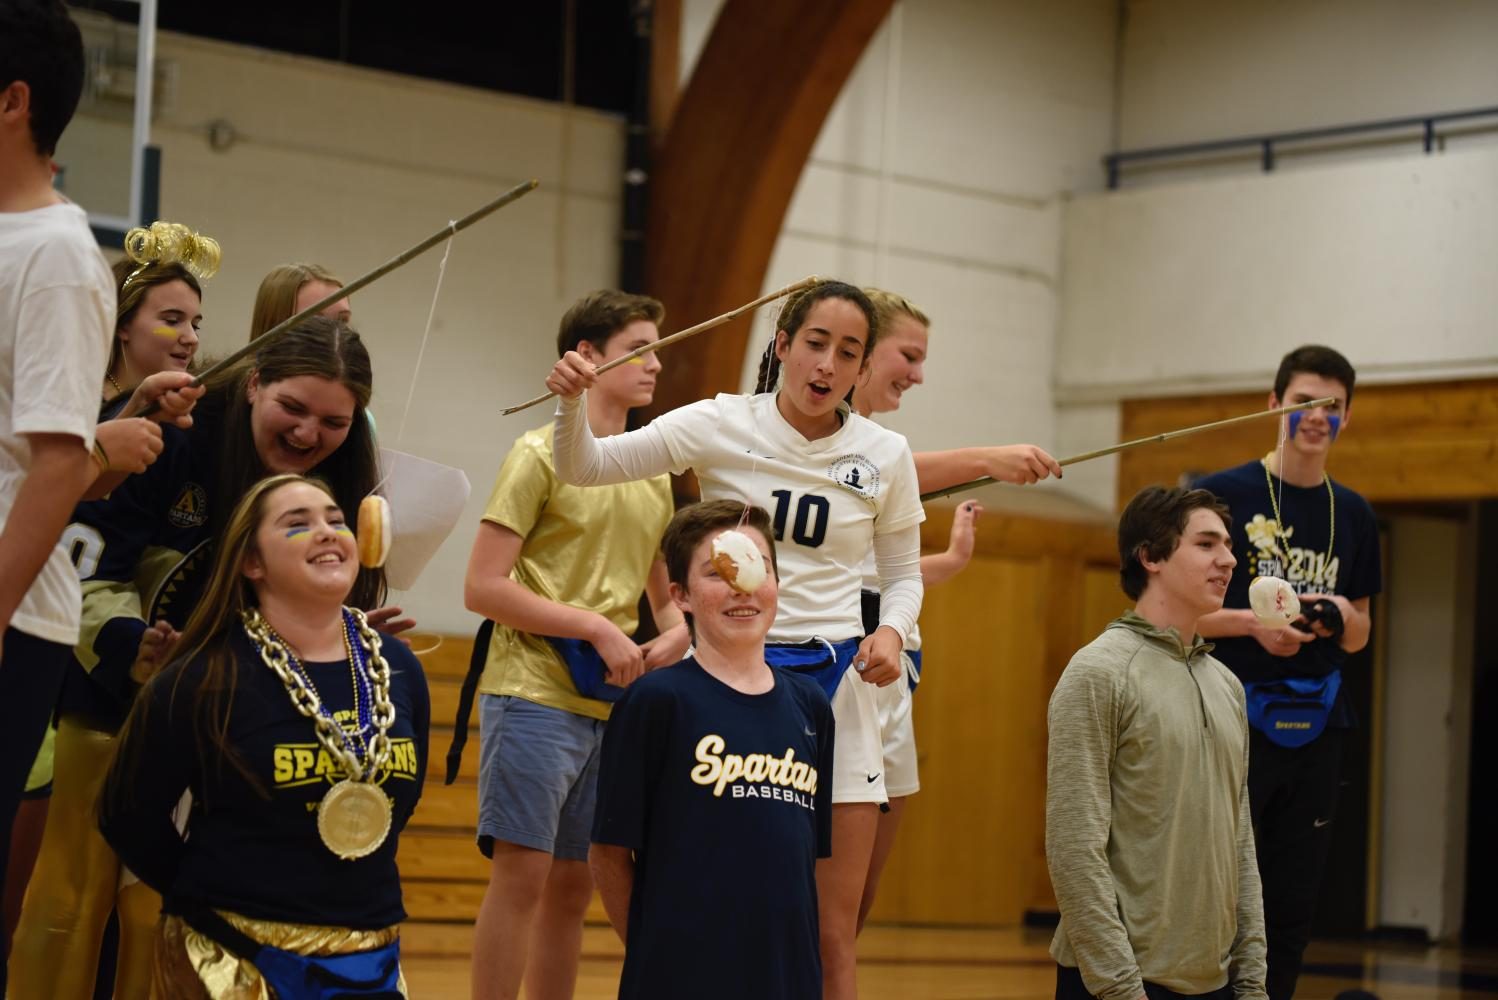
[[863, 288, 930, 334], [249, 263, 344, 342]]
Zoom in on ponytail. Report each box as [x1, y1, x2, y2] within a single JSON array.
[[754, 336, 781, 394]]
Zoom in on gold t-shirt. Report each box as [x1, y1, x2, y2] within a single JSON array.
[[478, 423, 673, 721]]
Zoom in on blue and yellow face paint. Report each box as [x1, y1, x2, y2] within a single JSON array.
[[1288, 409, 1342, 441], [286, 524, 353, 540]]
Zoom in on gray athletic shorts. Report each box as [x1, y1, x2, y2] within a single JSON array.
[[476, 694, 604, 862]]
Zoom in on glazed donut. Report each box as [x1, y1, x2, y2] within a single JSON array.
[[1248, 575, 1300, 627], [710, 529, 767, 595], [357, 494, 391, 569]]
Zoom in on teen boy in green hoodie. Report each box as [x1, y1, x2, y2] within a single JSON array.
[[1046, 486, 1267, 1000]]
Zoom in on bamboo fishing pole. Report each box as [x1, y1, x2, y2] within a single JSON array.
[[136, 179, 540, 416], [920, 397, 1337, 502], [500, 275, 822, 416]]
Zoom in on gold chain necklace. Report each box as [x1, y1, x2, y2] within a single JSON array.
[[1261, 456, 1334, 567], [242, 606, 397, 860]]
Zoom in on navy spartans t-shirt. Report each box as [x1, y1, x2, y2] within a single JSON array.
[[1195, 460, 1381, 710], [592, 657, 834, 1000], [99, 625, 430, 928]]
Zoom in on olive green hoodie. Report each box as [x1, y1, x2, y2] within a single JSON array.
[[1046, 611, 1267, 1000]]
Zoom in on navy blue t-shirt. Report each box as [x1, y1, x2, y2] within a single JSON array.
[[1195, 460, 1381, 718], [99, 623, 429, 929], [592, 657, 834, 1000]]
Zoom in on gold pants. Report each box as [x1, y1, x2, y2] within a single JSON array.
[[9, 717, 160, 999], [154, 912, 407, 999]]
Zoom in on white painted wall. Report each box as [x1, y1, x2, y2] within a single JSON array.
[[680, 0, 1121, 518], [1058, 146, 1498, 402], [59, 28, 625, 635], [1116, 0, 1498, 152], [1380, 514, 1475, 940]]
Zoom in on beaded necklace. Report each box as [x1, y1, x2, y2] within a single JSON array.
[[1260, 454, 1335, 568]]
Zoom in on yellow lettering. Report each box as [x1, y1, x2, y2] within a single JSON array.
[[293, 748, 315, 780], [716, 755, 744, 796], [273, 747, 293, 784], [790, 761, 810, 791], [691, 734, 725, 788], [744, 754, 768, 783]]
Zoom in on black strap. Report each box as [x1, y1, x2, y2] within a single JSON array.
[[178, 903, 264, 962], [444, 619, 494, 785]]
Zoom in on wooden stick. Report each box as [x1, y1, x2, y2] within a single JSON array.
[[137, 179, 539, 415], [920, 397, 1338, 502], [501, 275, 822, 416]]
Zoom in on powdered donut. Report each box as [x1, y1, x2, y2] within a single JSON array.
[[357, 494, 392, 568], [710, 529, 767, 594], [1248, 575, 1300, 627]]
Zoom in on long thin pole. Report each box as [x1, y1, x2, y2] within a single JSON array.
[[139, 180, 539, 416], [501, 274, 821, 415], [920, 397, 1337, 502]]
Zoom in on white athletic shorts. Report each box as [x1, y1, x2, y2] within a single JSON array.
[[829, 669, 888, 805], [876, 652, 920, 799]]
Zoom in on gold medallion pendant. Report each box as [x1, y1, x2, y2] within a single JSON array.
[[317, 779, 393, 860]]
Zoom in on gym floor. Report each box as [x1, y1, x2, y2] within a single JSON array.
[[398, 923, 1498, 998]]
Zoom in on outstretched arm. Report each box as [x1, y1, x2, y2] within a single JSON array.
[[914, 445, 1061, 493]]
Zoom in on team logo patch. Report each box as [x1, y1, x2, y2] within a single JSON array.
[[168, 482, 209, 528], [827, 454, 879, 497]]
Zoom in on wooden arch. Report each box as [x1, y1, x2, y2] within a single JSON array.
[[642, 0, 895, 420]]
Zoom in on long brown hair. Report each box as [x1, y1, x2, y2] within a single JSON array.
[[105, 474, 339, 806], [193, 315, 385, 608], [250, 263, 344, 342]]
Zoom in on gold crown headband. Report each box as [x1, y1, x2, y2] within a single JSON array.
[[120, 221, 222, 295]]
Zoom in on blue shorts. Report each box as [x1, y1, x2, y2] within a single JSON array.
[[476, 694, 603, 862]]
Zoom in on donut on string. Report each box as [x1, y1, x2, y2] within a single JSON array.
[[710, 529, 767, 594], [357, 494, 391, 569], [1248, 575, 1300, 627]]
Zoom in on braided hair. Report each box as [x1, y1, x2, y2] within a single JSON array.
[[752, 280, 880, 395]]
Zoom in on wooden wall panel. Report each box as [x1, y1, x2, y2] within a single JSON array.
[[1117, 378, 1498, 509], [860, 513, 1122, 924]]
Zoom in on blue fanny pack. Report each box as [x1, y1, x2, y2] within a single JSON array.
[[906, 650, 922, 694], [1243, 672, 1341, 748], [183, 907, 403, 998], [764, 637, 862, 700], [545, 636, 625, 703]]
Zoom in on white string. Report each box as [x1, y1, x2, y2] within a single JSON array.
[[369, 224, 456, 497], [738, 288, 795, 531]]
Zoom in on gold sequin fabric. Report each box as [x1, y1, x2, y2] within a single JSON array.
[[153, 912, 406, 999]]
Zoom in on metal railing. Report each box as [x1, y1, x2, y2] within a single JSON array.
[[1103, 105, 1498, 189]]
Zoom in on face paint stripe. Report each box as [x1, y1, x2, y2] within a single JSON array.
[[1288, 409, 1342, 441], [151, 325, 180, 339], [285, 527, 311, 539]]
